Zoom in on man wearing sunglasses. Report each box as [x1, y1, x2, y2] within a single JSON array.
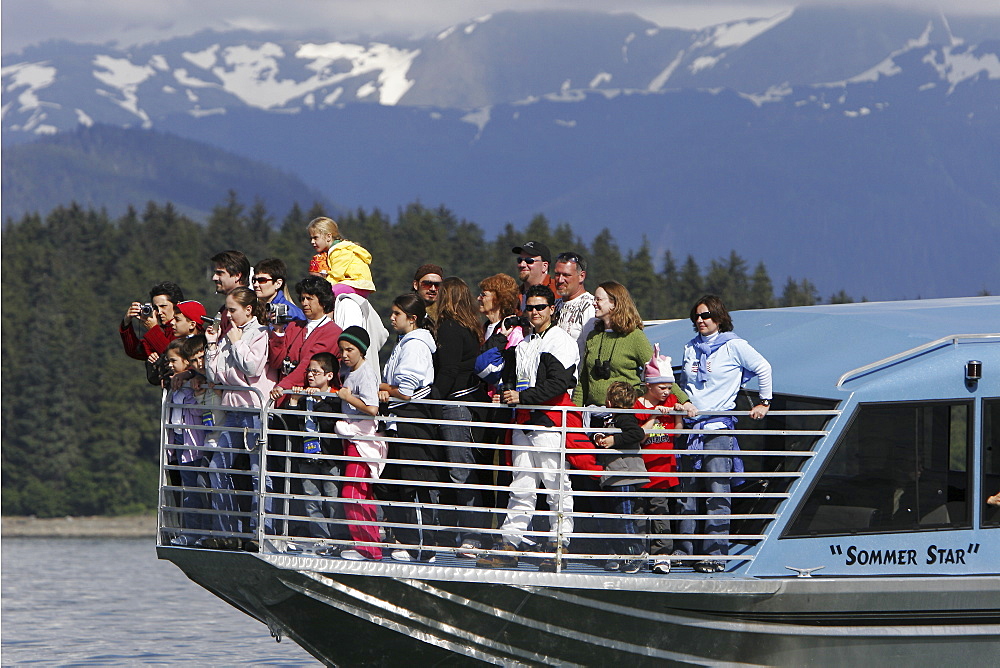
[[253, 258, 305, 326], [512, 241, 558, 312], [478, 284, 579, 570], [412, 263, 444, 324]]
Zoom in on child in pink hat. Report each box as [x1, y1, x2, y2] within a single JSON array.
[[633, 344, 690, 574]]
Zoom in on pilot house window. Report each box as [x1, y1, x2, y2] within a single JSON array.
[[786, 401, 972, 537]]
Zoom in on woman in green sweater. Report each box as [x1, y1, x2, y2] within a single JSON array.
[[573, 281, 695, 414]]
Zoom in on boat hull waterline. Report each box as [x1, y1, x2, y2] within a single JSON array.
[[160, 546, 999, 666]]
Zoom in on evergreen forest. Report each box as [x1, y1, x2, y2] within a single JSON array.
[[1, 194, 845, 517]]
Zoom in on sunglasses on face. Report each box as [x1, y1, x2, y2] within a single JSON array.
[[420, 280, 441, 289], [694, 311, 715, 321], [517, 257, 539, 265], [252, 276, 274, 284], [524, 303, 550, 312]]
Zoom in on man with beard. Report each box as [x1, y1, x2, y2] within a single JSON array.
[[512, 241, 557, 312], [553, 251, 596, 357]]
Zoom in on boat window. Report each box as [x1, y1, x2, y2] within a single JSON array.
[[730, 393, 838, 539], [983, 398, 1000, 528], [785, 400, 972, 537]]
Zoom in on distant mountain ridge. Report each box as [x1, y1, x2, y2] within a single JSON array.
[[1, 125, 331, 222], [5, 7, 999, 137], [2, 7, 999, 299]]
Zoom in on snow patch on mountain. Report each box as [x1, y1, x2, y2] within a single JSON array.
[[75, 109, 93, 126], [461, 106, 491, 138], [183, 46, 220, 70], [296, 42, 419, 105], [690, 55, 722, 74], [923, 46, 1000, 93], [649, 52, 683, 91], [92, 55, 156, 89], [589, 72, 612, 88], [173, 69, 218, 89], [93, 55, 156, 126], [711, 10, 793, 48], [847, 22, 934, 84], [741, 83, 793, 107], [1, 62, 57, 123], [465, 15, 493, 35]]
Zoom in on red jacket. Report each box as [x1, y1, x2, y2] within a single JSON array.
[[120, 321, 174, 360], [268, 317, 342, 402], [634, 395, 680, 489]]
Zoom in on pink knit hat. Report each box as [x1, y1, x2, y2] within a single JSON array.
[[644, 344, 674, 384]]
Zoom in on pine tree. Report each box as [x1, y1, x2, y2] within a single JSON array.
[[780, 278, 820, 307], [747, 262, 775, 310], [624, 238, 660, 319], [678, 254, 704, 309], [829, 290, 854, 304], [587, 228, 623, 287]]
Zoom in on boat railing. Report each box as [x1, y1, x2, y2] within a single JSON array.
[[837, 332, 1000, 386], [158, 391, 838, 574]]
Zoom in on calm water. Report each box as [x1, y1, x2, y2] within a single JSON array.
[[2, 538, 317, 666]]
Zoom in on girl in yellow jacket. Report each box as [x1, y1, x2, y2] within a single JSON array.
[[307, 216, 376, 297]]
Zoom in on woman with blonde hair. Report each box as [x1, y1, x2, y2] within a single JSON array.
[[306, 216, 376, 297]]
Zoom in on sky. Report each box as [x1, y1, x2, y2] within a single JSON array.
[[4, 0, 1000, 55]]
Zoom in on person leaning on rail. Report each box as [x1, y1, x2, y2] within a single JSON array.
[[674, 294, 772, 574], [477, 284, 579, 572], [433, 277, 491, 558]]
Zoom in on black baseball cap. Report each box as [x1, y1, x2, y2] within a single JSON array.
[[511, 241, 552, 264]]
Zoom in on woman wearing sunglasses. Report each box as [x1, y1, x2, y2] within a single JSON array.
[[675, 294, 772, 573]]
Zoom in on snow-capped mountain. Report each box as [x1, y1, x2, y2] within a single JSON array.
[[2, 7, 999, 300], [4, 7, 999, 138]]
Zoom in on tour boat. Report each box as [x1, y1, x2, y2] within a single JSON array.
[[157, 296, 1000, 665]]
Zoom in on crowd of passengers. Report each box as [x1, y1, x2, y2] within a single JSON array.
[[124, 217, 773, 575]]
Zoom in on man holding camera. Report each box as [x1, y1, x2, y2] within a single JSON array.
[[253, 258, 305, 327], [120, 282, 184, 360]]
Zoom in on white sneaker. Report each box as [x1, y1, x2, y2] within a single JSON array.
[[651, 559, 671, 574], [391, 549, 413, 562], [340, 549, 368, 561], [457, 541, 481, 558], [284, 541, 304, 554]]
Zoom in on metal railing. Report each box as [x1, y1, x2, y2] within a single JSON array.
[[158, 391, 837, 574]]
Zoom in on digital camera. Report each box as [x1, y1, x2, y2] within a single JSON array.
[[139, 303, 154, 317], [269, 302, 293, 324]]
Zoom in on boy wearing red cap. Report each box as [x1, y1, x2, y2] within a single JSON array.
[[172, 300, 207, 338]]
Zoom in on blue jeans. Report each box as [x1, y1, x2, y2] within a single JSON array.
[[676, 433, 735, 557], [210, 411, 272, 535], [297, 458, 347, 540], [597, 485, 644, 557], [177, 458, 209, 538], [440, 404, 486, 546]]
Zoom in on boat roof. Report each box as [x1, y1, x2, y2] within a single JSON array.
[[645, 296, 1000, 399]]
